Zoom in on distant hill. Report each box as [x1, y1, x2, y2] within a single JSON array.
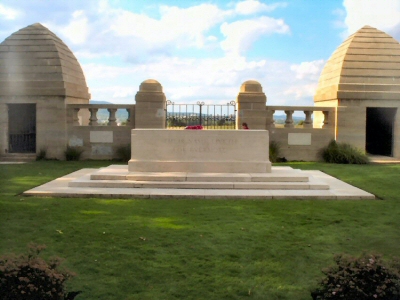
[[89, 100, 113, 105]]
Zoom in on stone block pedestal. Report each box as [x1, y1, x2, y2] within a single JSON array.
[[128, 129, 271, 173]]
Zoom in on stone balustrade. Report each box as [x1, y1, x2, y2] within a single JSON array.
[[265, 106, 335, 129], [67, 104, 135, 126]]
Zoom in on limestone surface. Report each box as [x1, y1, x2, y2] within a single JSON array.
[[315, 25, 400, 102], [0, 23, 90, 99]]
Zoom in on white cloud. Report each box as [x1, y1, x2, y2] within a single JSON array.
[[50, 10, 90, 45], [82, 53, 320, 107], [290, 59, 325, 80], [235, 0, 287, 15], [343, 0, 400, 37], [279, 60, 325, 102], [81, 63, 136, 81], [82, 55, 270, 103], [220, 16, 290, 55], [110, 3, 227, 49], [0, 3, 20, 19], [283, 83, 318, 100]]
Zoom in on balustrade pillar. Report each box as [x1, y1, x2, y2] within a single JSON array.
[[266, 110, 275, 128], [284, 110, 294, 128], [303, 110, 313, 128], [322, 111, 329, 128], [107, 108, 117, 126], [126, 108, 131, 125], [89, 108, 98, 126], [72, 108, 80, 126]]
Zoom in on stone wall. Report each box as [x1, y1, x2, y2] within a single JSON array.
[[66, 104, 135, 160], [266, 106, 336, 161]]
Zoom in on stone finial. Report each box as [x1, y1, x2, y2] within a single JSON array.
[[236, 80, 267, 130], [135, 79, 166, 128], [240, 80, 263, 93], [139, 79, 163, 92]]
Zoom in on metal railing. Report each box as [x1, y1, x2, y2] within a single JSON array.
[[166, 101, 237, 129], [9, 133, 36, 153]]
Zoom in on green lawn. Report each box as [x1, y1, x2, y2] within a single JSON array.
[[1, 161, 400, 300]]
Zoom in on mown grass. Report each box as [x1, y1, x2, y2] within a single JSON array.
[[1, 161, 400, 299]]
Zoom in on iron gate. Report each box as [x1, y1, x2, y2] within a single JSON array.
[[8, 104, 36, 153], [166, 101, 236, 129]]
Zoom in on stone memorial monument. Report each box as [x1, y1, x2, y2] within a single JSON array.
[[128, 129, 271, 173]]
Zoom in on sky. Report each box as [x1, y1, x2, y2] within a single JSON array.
[[1, 0, 400, 106]]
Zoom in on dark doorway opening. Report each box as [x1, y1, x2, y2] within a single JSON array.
[[8, 104, 36, 153], [366, 107, 396, 156]]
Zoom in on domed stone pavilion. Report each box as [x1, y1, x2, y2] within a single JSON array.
[[0, 23, 90, 159], [314, 25, 400, 157]]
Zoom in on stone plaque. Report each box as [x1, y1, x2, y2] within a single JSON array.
[[288, 133, 311, 145], [90, 131, 113, 143]]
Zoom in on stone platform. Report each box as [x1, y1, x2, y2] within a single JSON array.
[[23, 165, 375, 200]]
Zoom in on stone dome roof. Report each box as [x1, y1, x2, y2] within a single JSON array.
[[314, 25, 400, 102], [0, 23, 90, 100]]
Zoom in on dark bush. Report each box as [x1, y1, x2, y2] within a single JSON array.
[[269, 141, 286, 162], [321, 140, 369, 164], [0, 243, 81, 300], [311, 253, 400, 300], [65, 146, 83, 161], [116, 144, 131, 162], [36, 149, 47, 161]]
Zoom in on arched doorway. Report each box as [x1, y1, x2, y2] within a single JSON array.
[[366, 107, 397, 156], [8, 104, 36, 153]]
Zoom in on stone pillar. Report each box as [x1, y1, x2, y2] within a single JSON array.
[[89, 108, 98, 126], [236, 80, 267, 129], [322, 111, 330, 128], [303, 110, 313, 128], [284, 110, 294, 128], [134, 79, 166, 129], [72, 108, 80, 126], [266, 110, 275, 128], [107, 108, 117, 126]]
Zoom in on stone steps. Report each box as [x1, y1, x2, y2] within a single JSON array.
[[0, 153, 36, 162], [91, 172, 310, 182], [69, 178, 329, 190], [69, 165, 330, 190], [24, 166, 376, 200]]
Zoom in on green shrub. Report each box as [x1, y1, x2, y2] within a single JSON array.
[[311, 254, 400, 300], [311, 253, 400, 300], [321, 140, 369, 164], [270, 141, 287, 162], [65, 146, 83, 161], [36, 149, 47, 161], [0, 243, 81, 300], [116, 145, 131, 162]]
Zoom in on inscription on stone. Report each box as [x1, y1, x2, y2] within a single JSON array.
[[164, 137, 238, 154]]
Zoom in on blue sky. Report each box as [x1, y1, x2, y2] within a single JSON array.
[[1, 0, 400, 106]]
